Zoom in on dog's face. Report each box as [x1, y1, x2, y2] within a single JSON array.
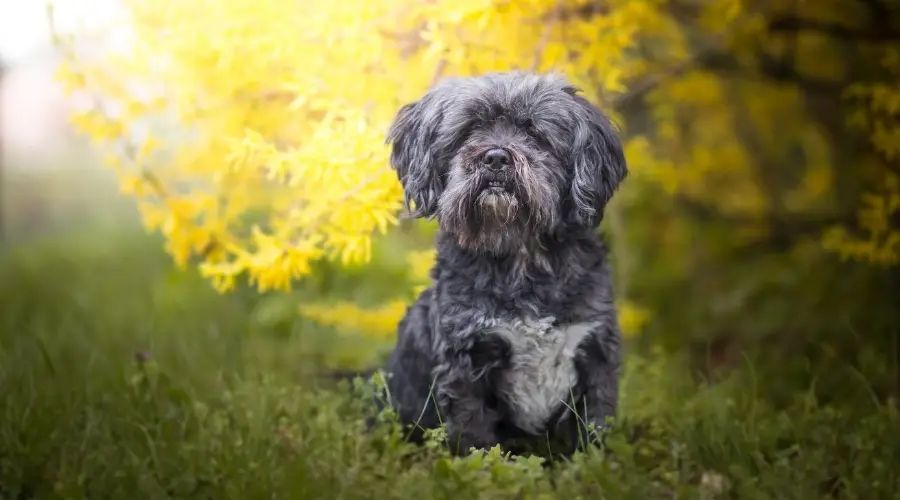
[[387, 72, 627, 255]]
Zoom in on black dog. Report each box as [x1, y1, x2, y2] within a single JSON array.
[[376, 71, 627, 458]]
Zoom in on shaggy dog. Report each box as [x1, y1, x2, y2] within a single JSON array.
[[378, 71, 627, 458]]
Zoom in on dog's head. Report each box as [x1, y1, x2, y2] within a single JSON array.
[[387, 71, 627, 254]]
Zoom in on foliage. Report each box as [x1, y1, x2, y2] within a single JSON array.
[[824, 76, 900, 265], [48, 0, 677, 339], [51, 0, 900, 345], [1, 233, 898, 499], [297, 248, 433, 340]]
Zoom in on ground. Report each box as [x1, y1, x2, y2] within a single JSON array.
[[0, 226, 897, 499]]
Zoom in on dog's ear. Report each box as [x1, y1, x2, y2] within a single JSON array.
[[386, 92, 446, 218], [564, 86, 628, 228]]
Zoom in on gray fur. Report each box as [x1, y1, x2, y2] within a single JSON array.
[[380, 71, 627, 458]]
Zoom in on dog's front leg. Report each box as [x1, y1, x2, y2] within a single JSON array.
[[433, 336, 508, 455], [575, 324, 622, 448]]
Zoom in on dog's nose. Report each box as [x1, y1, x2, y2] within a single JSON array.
[[482, 149, 511, 171]]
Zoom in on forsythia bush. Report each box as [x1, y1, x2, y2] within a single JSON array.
[[52, 0, 671, 295], [823, 78, 900, 265], [52, 0, 898, 340], [52, 0, 668, 338]]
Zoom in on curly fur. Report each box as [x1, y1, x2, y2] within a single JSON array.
[[379, 71, 628, 458]]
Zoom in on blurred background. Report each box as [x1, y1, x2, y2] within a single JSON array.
[[3, 0, 898, 389], [1, 0, 137, 240], [1, 0, 899, 497]]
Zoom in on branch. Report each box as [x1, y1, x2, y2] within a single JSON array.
[[430, 58, 447, 87], [609, 53, 706, 109], [768, 16, 900, 42], [675, 196, 856, 254], [698, 51, 843, 94], [858, 0, 891, 18], [676, 197, 852, 229], [539, 2, 609, 22], [530, 0, 562, 72], [609, 48, 842, 110]]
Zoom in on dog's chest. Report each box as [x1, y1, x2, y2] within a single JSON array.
[[488, 318, 594, 434]]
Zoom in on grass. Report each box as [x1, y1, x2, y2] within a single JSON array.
[[1, 228, 898, 499]]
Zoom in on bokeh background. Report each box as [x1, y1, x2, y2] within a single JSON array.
[[2, 1, 898, 498]]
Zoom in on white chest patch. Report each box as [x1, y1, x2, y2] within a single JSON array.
[[488, 317, 597, 434]]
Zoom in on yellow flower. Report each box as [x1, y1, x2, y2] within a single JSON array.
[[299, 300, 410, 341], [617, 301, 651, 339]]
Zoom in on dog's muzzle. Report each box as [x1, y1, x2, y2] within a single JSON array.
[[477, 148, 515, 194]]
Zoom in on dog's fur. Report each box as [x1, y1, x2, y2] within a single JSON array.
[[379, 71, 627, 458]]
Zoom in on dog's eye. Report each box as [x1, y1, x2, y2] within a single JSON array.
[[521, 119, 541, 139]]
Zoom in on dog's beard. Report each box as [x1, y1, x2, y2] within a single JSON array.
[[437, 154, 560, 255], [476, 189, 519, 226]]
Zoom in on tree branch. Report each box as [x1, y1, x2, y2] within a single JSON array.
[[768, 16, 900, 42], [675, 196, 856, 254], [530, 0, 562, 71], [610, 48, 842, 110], [858, 0, 892, 18], [698, 51, 843, 94], [609, 54, 703, 109], [539, 2, 608, 22]]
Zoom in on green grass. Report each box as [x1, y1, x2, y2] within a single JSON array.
[[1, 229, 898, 499]]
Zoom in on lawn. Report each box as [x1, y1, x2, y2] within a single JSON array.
[[0, 228, 897, 499]]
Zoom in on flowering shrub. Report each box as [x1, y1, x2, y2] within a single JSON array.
[[52, 0, 899, 340]]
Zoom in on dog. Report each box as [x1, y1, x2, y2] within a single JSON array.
[[376, 71, 627, 458]]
